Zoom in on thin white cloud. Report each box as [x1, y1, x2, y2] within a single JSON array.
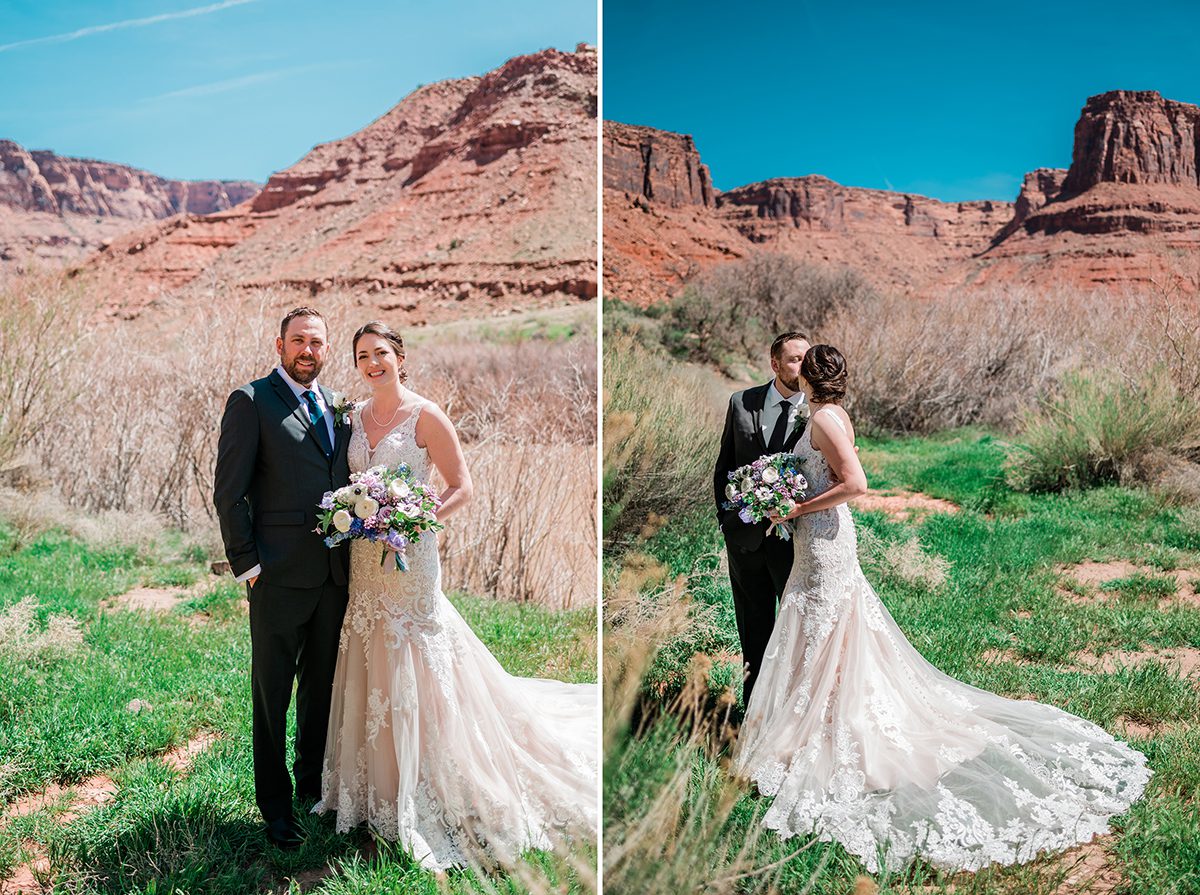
[[142, 62, 346, 102], [0, 0, 259, 54], [149, 69, 288, 101]]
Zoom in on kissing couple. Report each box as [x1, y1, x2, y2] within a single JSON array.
[[213, 307, 597, 869], [715, 332, 1150, 872]]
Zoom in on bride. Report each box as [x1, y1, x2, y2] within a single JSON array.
[[733, 344, 1151, 873], [315, 321, 597, 870]]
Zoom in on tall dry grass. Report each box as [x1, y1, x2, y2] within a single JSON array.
[[0, 276, 89, 471], [1, 282, 597, 607], [603, 333, 724, 547], [603, 572, 807, 893]]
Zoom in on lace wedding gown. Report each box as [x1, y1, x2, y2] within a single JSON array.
[[316, 399, 598, 870], [733, 408, 1151, 873]]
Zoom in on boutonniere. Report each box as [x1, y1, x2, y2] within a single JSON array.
[[331, 396, 356, 429], [791, 401, 811, 434]]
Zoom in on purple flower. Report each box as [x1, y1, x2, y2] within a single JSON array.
[[738, 507, 753, 524]]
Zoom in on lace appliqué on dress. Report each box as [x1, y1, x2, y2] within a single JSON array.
[[315, 398, 598, 871], [733, 410, 1151, 873]]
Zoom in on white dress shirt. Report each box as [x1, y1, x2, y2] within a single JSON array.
[[760, 381, 806, 446], [235, 366, 336, 584]]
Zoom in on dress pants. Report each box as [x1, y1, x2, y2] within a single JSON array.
[[248, 575, 348, 823], [725, 533, 795, 708]]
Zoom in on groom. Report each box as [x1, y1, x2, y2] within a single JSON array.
[[213, 306, 351, 849], [713, 331, 810, 708]]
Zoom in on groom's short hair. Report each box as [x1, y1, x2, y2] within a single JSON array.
[[770, 331, 810, 359], [280, 306, 326, 340]]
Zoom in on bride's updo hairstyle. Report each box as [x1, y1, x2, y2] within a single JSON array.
[[800, 345, 848, 405], [352, 320, 409, 384]]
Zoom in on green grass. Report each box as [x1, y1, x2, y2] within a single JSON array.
[[0, 524, 596, 894], [608, 429, 1200, 894]]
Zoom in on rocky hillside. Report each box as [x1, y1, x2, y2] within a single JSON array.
[[605, 90, 1200, 304], [73, 45, 597, 324], [0, 141, 257, 270]]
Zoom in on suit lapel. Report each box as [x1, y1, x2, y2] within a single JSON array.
[[269, 370, 331, 461], [322, 384, 350, 462], [749, 382, 770, 453]]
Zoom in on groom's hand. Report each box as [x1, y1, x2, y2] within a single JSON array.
[[248, 575, 259, 588]]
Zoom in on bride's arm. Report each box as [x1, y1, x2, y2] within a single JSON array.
[[771, 411, 867, 520], [416, 405, 474, 520]]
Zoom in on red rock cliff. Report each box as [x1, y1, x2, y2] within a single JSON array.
[[603, 121, 712, 207]]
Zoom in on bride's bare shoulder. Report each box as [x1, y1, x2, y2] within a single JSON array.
[[811, 405, 855, 443]]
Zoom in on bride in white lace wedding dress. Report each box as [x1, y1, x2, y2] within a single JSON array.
[[733, 345, 1151, 874], [315, 323, 597, 870]]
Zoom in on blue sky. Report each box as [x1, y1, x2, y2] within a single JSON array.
[[0, 0, 595, 182], [603, 0, 1200, 202]]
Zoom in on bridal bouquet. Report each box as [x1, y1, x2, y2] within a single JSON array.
[[316, 464, 443, 570], [723, 453, 808, 540]]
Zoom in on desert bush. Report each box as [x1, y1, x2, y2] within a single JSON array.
[[603, 334, 723, 546], [857, 527, 950, 590], [1006, 368, 1200, 493], [13, 281, 595, 606], [0, 276, 90, 470], [665, 254, 877, 370], [410, 333, 596, 445], [0, 596, 84, 663], [440, 443, 596, 608]]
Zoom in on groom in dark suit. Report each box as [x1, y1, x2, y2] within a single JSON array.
[[713, 331, 810, 708], [213, 306, 351, 849]]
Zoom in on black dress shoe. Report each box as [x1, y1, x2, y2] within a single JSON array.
[[265, 816, 305, 850]]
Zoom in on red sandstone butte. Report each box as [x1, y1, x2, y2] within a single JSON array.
[[0, 141, 257, 271], [604, 90, 1200, 304], [69, 44, 597, 325]]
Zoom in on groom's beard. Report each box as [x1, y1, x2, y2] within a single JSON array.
[[778, 373, 801, 392], [284, 355, 323, 385]]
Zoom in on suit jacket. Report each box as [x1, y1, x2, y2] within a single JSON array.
[[713, 381, 808, 551], [213, 370, 351, 589]]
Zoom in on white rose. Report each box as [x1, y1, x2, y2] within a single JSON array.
[[725, 483, 737, 500], [355, 497, 380, 519], [388, 479, 412, 500], [334, 486, 354, 503], [761, 466, 780, 484], [741, 477, 754, 493], [332, 509, 353, 533]]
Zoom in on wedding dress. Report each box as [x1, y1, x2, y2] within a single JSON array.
[[733, 408, 1151, 873], [316, 399, 597, 870]]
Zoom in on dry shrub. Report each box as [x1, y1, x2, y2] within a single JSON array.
[[667, 254, 876, 370], [858, 528, 950, 590], [438, 443, 596, 608], [0, 486, 170, 559], [0, 597, 84, 663], [7, 281, 594, 606], [825, 287, 1066, 433], [1006, 368, 1200, 493], [604, 334, 723, 546], [0, 276, 90, 469], [410, 334, 596, 445]]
